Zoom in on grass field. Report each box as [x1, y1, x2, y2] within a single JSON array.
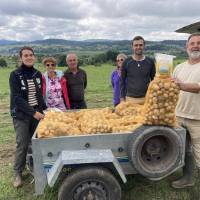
[[0, 64, 199, 200]]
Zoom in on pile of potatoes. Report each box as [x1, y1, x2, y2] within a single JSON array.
[[104, 109, 142, 133], [115, 101, 143, 116], [79, 109, 113, 134], [37, 78, 180, 138], [142, 77, 179, 126], [37, 106, 142, 138], [37, 111, 81, 138], [37, 121, 81, 138]]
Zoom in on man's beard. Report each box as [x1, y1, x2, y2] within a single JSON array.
[[188, 50, 200, 60], [135, 49, 143, 56]]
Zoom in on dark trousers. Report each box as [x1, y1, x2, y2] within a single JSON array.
[[13, 117, 39, 175], [70, 100, 87, 109]]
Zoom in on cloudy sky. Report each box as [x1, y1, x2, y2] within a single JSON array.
[[0, 0, 200, 41]]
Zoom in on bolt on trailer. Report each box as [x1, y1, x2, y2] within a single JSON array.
[[31, 124, 186, 200]]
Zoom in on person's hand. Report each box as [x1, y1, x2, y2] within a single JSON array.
[[172, 77, 181, 83], [172, 77, 189, 91], [171, 77, 182, 89], [33, 111, 45, 120]]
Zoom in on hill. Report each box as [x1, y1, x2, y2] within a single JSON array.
[[0, 39, 187, 59]]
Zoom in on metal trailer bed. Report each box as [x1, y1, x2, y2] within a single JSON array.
[[31, 125, 186, 200]]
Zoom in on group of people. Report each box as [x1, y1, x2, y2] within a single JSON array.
[[42, 54, 87, 111], [9, 33, 200, 191], [111, 33, 200, 190], [9, 48, 87, 187]]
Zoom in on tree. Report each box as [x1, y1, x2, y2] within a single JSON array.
[[106, 50, 119, 62], [0, 58, 7, 67], [91, 53, 107, 65], [58, 55, 67, 67]]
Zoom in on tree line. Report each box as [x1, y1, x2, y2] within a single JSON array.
[[0, 50, 119, 68], [50, 50, 119, 67]]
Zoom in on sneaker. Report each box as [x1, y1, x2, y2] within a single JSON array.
[[13, 174, 23, 188]]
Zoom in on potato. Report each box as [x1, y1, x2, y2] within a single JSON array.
[[164, 82, 170, 89]]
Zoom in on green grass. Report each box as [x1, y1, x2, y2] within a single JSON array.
[[84, 64, 114, 108], [0, 64, 115, 200], [0, 64, 199, 200], [0, 67, 12, 95]]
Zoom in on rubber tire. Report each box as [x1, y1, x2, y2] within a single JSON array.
[[58, 166, 121, 200], [128, 125, 183, 179]]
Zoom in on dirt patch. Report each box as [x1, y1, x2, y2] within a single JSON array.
[[0, 143, 15, 165]]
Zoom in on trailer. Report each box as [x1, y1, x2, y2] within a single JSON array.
[[31, 125, 186, 200]]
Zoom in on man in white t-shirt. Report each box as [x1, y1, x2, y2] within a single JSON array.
[[172, 33, 200, 189]]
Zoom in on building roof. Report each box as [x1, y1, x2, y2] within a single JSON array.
[[175, 21, 200, 33]]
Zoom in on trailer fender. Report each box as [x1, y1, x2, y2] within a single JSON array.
[[47, 149, 127, 187]]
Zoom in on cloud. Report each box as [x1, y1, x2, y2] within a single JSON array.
[[0, 0, 96, 19], [0, 0, 199, 41], [92, 0, 200, 18]]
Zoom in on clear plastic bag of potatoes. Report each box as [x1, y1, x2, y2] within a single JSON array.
[[142, 53, 179, 127]]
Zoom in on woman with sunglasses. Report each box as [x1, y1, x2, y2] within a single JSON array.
[[42, 57, 70, 111], [111, 53, 127, 106]]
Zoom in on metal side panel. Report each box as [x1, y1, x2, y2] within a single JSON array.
[[32, 132, 131, 164], [47, 149, 127, 187], [32, 139, 48, 195], [46, 152, 63, 187]]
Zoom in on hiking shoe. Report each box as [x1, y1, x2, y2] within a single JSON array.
[[172, 177, 194, 189], [13, 174, 23, 188]]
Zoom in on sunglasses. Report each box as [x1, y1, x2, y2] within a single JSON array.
[[117, 58, 124, 62], [46, 63, 55, 67]]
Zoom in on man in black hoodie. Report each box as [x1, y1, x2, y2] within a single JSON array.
[[9, 46, 46, 188]]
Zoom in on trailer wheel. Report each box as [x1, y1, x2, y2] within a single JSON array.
[[58, 166, 121, 200], [128, 125, 183, 179]]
